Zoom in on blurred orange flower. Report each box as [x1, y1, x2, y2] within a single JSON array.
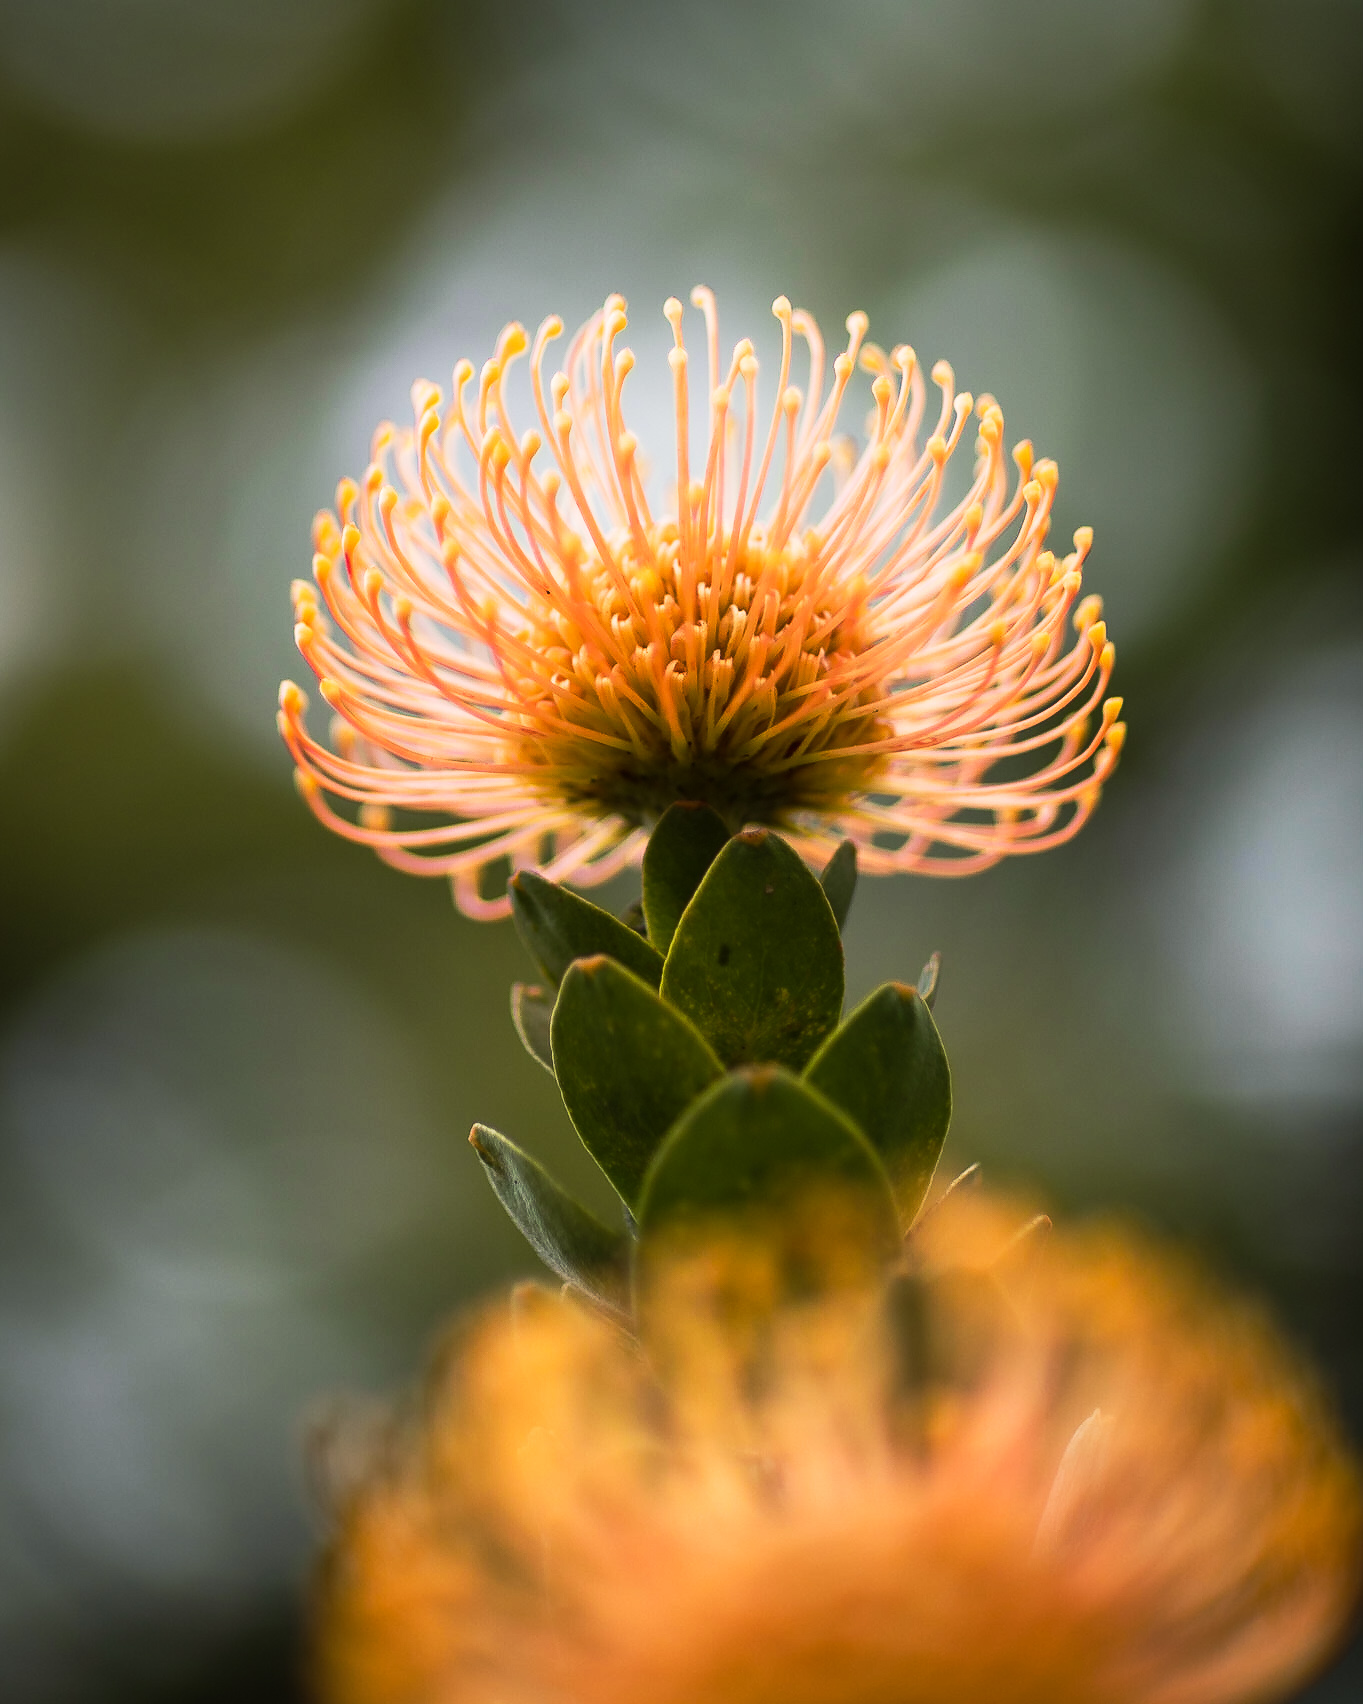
[[313, 1197, 1359, 1704], [280, 290, 1123, 916]]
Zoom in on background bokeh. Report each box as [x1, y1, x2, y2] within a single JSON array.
[[0, 1, 1359, 1697]]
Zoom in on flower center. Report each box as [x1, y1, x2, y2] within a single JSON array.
[[504, 518, 892, 827]]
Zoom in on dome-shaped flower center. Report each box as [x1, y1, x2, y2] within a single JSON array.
[[507, 517, 890, 825]]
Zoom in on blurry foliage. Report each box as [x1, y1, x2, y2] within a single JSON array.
[[0, 0, 469, 331], [0, 664, 588, 1223]]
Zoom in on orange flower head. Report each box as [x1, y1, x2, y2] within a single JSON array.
[[315, 1196, 1361, 1704], [280, 290, 1124, 916]]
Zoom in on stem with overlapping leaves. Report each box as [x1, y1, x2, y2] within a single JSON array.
[[470, 801, 952, 1319]]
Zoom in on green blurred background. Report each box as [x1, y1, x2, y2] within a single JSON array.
[[0, 1, 1358, 1698]]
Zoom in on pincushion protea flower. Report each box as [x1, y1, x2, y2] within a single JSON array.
[[280, 290, 1124, 917], [314, 1197, 1360, 1704]]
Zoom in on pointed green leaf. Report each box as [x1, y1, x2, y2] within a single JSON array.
[[551, 956, 724, 1208], [917, 951, 941, 1010], [819, 839, 859, 931], [642, 802, 731, 953], [636, 1066, 899, 1258], [510, 871, 664, 988], [660, 829, 844, 1070], [510, 983, 556, 1074], [905, 1162, 980, 1249], [469, 1124, 628, 1309], [804, 981, 952, 1225]]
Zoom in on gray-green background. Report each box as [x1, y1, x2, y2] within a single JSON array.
[[0, 2, 1359, 1697]]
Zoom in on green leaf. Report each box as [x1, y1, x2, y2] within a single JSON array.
[[510, 983, 556, 1074], [660, 828, 844, 1071], [819, 839, 859, 931], [916, 951, 941, 1010], [509, 871, 664, 988], [635, 1066, 899, 1275], [642, 802, 731, 953], [804, 982, 952, 1225], [551, 956, 723, 1207], [469, 1124, 629, 1309], [904, 1162, 979, 1250]]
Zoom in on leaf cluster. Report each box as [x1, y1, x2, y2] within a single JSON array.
[[473, 804, 951, 1317]]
